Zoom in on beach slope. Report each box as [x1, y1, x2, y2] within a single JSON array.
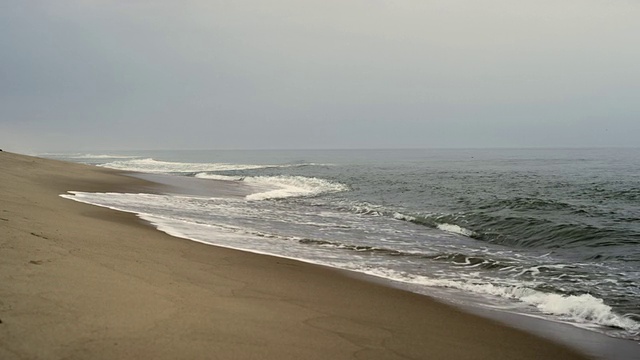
[[0, 151, 587, 359]]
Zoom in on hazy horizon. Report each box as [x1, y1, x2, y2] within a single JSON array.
[[2, 1, 639, 153], [30, 145, 640, 156]]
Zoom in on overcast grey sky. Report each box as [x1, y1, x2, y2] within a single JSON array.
[[1, 0, 639, 152]]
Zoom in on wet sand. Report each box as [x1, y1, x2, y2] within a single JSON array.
[[0, 151, 588, 359]]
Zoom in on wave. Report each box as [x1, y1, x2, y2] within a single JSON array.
[[60, 190, 640, 339], [578, 185, 640, 202], [39, 153, 141, 160], [474, 195, 637, 219], [298, 238, 518, 270], [466, 214, 640, 250], [99, 158, 286, 173], [72, 154, 141, 159], [242, 176, 349, 201], [299, 238, 414, 257], [360, 268, 640, 336], [343, 202, 478, 238], [436, 223, 476, 237], [196, 173, 349, 200], [194, 173, 245, 181], [340, 201, 640, 254], [478, 197, 579, 212]]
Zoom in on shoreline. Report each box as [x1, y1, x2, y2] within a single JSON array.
[[0, 151, 591, 359]]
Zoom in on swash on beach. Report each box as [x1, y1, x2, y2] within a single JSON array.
[[47, 148, 640, 343]]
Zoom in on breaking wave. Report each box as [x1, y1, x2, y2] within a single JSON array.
[[40, 153, 141, 160], [436, 223, 476, 237], [100, 158, 281, 173], [360, 268, 640, 336], [196, 172, 348, 200], [343, 202, 477, 238]]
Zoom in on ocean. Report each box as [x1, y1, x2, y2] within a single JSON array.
[[45, 148, 640, 344]]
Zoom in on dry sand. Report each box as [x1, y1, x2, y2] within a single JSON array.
[[0, 151, 588, 359]]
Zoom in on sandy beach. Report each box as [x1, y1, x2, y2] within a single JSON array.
[[0, 151, 588, 359]]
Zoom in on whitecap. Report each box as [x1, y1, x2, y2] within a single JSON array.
[[244, 176, 348, 200], [196, 173, 349, 200], [437, 223, 476, 237], [99, 158, 275, 173]]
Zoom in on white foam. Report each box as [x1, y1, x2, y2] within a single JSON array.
[[437, 223, 475, 237], [196, 173, 348, 200], [194, 173, 244, 181], [99, 158, 275, 173], [196, 173, 349, 200], [346, 202, 386, 216], [73, 154, 140, 159], [393, 212, 416, 222], [39, 153, 140, 159], [58, 190, 640, 340], [245, 176, 348, 200], [520, 292, 639, 330], [356, 267, 640, 334]]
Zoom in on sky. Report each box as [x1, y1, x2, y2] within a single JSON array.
[[1, 0, 639, 152]]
